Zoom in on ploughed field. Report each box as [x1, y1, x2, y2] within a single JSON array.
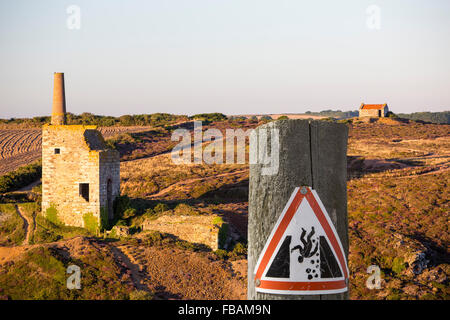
[[0, 118, 449, 300], [0, 126, 153, 175]]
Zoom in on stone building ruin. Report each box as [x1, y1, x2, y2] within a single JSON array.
[[358, 103, 389, 117], [41, 73, 120, 231]]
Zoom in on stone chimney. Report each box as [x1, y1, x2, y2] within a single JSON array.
[[51, 72, 66, 125]]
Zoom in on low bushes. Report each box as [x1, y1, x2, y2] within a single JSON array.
[[0, 203, 25, 246], [190, 113, 227, 122], [33, 213, 91, 244], [214, 242, 247, 260], [0, 161, 41, 193]]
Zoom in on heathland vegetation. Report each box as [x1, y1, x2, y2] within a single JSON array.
[[0, 161, 41, 193], [396, 111, 450, 124], [0, 114, 448, 300], [303, 110, 450, 124], [0, 112, 188, 128]]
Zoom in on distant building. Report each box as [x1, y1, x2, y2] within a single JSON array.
[[358, 103, 389, 117], [42, 73, 120, 231]]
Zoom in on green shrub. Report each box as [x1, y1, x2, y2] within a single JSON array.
[[190, 113, 227, 122], [392, 257, 406, 275], [191, 183, 214, 198], [338, 118, 353, 124], [107, 227, 118, 238], [0, 243, 132, 299], [0, 203, 25, 245], [82, 212, 98, 234], [0, 247, 66, 299], [0, 192, 30, 204], [175, 240, 195, 251], [100, 206, 109, 230], [33, 215, 66, 243], [386, 289, 402, 300], [0, 112, 188, 128], [277, 115, 288, 120], [113, 195, 130, 218], [129, 290, 154, 300], [143, 231, 163, 246], [143, 207, 155, 217], [45, 205, 60, 225], [106, 133, 136, 150], [396, 111, 449, 124], [115, 219, 128, 226], [174, 203, 199, 215], [386, 111, 398, 118], [0, 161, 41, 193], [212, 216, 223, 225], [32, 184, 42, 194], [153, 203, 169, 213], [122, 208, 137, 219], [218, 223, 229, 249], [214, 249, 229, 260], [232, 242, 247, 256]]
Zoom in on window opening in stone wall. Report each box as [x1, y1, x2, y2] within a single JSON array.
[[54, 148, 60, 154], [79, 183, 89, 202]]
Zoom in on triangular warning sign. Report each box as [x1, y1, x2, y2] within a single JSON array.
[[254, 186, 349, 295]]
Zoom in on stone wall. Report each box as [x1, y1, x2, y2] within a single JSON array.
[[42, 124, 120, 230], [99, 150, 120, 223], [142, 215, 226, 250], [359, 106, 388, 117]]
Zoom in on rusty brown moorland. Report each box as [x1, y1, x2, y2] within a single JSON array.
[[0, 116, 448, 300]]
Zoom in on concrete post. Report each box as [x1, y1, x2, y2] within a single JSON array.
[[51, 72, 66, 125], [248, 119, 349, 300]]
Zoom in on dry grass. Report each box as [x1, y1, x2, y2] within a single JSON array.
[[119, 120, 449, 300], [1, 119, 449, 300], [121, 152, 248, 200]]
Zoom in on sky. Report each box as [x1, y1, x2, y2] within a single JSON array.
[[0, 0, 449, 118]]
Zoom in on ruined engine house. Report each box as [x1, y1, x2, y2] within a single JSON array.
[[41, 73, 120, 231]]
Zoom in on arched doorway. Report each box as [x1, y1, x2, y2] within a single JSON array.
[[107, 179, 113, 223]]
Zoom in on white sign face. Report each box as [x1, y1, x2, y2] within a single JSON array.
[[254, 187, 349, 295]]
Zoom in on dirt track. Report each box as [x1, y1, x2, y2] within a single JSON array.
[[110, 246, 149, 292], [14, 205, 33, 245], [148, 169, 248, 199]]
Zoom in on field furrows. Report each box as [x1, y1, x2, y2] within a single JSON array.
[[0, 130, 41, 160], [0, 126, 154, 175]]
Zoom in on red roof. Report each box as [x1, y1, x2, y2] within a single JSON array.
[[360, 103, 387, 110]]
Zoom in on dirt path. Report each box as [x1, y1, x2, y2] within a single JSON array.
[[398, 165, 450, 178], [363, 164, 450, 180], [0, 246, 29, 263], [110, 245, 148, 292], [148, 169, 248, 199], [17, 179, 41, 192], [14, 205, 33, 245]]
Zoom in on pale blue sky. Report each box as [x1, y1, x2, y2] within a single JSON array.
[[0, 0, 449, 118]]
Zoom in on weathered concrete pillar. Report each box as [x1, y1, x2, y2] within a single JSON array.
[[51, 72, 66, 125], [248, 119, 349, 300]]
